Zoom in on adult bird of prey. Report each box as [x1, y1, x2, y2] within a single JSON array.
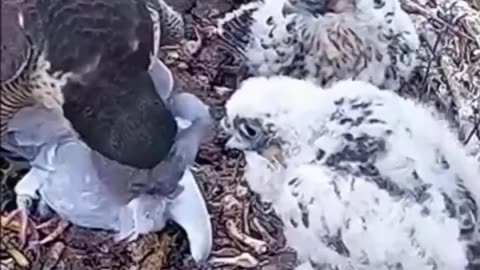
[[1, 0, 213, 262], [222, 76, 480, 270], [216, 0, 419, 90]]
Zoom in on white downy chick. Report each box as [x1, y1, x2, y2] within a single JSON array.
[[223, 76, 480, 270]]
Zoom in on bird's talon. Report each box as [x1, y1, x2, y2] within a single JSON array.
[[1, 209, 38, 247], [34, 217, 58, 230]]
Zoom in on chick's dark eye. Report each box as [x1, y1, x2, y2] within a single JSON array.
[[244, 124, 257, 137]]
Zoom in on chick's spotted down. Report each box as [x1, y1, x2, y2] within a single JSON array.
[[223, 76, 480, 270], [217, 0, 419, 90], [1, 0, 213, 261]]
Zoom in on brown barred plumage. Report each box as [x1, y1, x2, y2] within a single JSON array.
[[0, 31, 65, 137], [1, 33, 38, 137]]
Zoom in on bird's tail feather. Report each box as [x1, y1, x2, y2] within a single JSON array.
[[216, 2, 262, 54]]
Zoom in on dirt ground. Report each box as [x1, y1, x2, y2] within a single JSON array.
[[1, 0, 479, 269]]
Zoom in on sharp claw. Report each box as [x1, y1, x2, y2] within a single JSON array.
[[1, 208, 38, 248], [167, 169, 212, 262], [2, 210, 68, 248]]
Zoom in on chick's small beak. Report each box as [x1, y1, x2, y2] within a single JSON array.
[[282, 1, 297, 16], [261, 144, 286, 168]]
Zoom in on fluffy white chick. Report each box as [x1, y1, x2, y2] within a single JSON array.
[[217, 0, 419, 90], [222, 76, 480, 270]]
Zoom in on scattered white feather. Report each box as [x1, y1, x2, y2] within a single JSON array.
[[218, 0, 419, 90], [223, 76, 480, 270]]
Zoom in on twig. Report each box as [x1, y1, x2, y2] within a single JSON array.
[[226, 219, 268, 254], [210, 252, 259, 268]]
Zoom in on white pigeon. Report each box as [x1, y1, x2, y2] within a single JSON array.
[[222, 76, 480, 270], [217, 0, 419, 90], [4, 95, 212, 262]]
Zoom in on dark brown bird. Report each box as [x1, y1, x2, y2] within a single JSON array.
[[1, 0, 213, 261]]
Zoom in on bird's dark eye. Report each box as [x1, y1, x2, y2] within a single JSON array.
[[373, 0, 385, 9], [240, 122, 258, 138], [245, 124, 257, 137]]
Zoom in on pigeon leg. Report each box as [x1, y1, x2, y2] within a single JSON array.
[[31, 218, 69, 246], [7, 168, 46, 246], [1, 197, 39, 247]]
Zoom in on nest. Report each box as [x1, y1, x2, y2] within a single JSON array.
[[1, 0, 479, 269]]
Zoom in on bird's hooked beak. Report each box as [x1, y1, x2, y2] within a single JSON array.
[[148, 55, 174, 102], [261, 144, 287, 169], [167, 169, 212, 262], [221, 117, 287, 168], [225, 133, 287, 169]]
